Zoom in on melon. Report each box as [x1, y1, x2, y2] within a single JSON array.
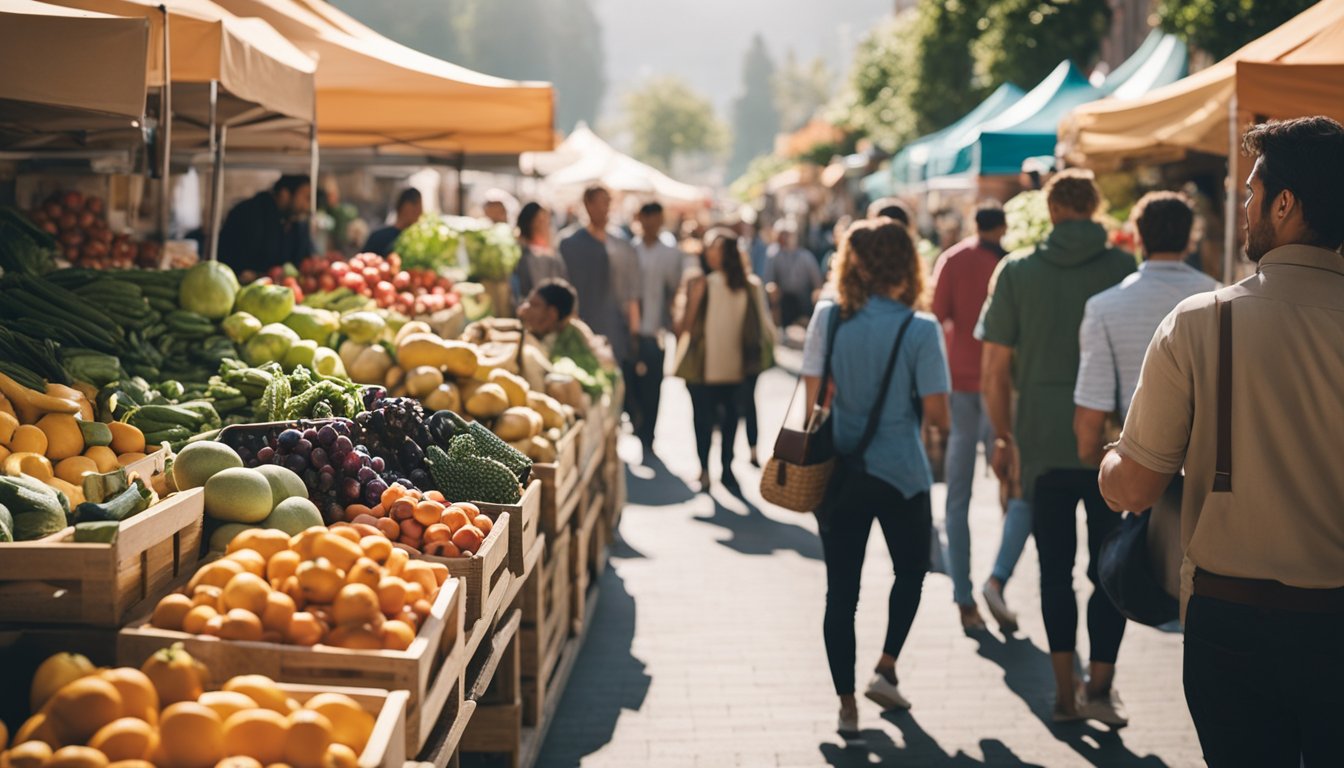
[[204, 468, 273, 523], [253, 465, 308, 507], [173, 442, 243, 491], [262, 497, 323, 536]]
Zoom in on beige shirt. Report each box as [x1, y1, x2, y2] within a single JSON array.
[[702, 271, 749, 384], [1119, 245, 1344, 589]]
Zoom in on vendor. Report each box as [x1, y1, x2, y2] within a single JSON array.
[[218, 175, 314, 275], [363, 188, 423, 256], [518, 279, 613, 376]]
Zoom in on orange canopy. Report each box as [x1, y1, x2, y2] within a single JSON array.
[[213, 0, 554, 156]]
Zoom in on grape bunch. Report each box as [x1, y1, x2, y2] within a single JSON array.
[[254, 420, 412, 524], [353, 395, 434, 491]]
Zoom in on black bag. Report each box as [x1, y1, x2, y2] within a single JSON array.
[[1099, 510, 1179, 626], [815, 312, 916, 530]]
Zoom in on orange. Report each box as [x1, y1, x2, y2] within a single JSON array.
[[303, 694, 373, 752], [311, 534, 362, 572], [107, 762, 155, 768], [357, 536, 391, 564], [228, 529, 290, 561], [191, 585, 223, 609], [182, 605, 219, 635], [188, 560, 245, 592], [96, 668, 160, 723], [282, 710, 332, 768], [383, 547, 407, 577], [326, 526, 361, 544], [454, 502, 480, 516], [402, 581, 425, 605], [380, 620, 416, 651], [285, 612, 323, 646], [332, 584, 380, 627], [425, 563, 449, 586], [88, 718, 157, 762], [221, 676, 288, 713], [266, 550, 302, 583], [151, 594, 195, 631], [438, 508, 470, 533], [323, 624, 382, 650], [197, 691, 259, 722], [44, 745, 108, 768], [344, 558, 382, 590], [159, 702, 225, 768], [47, 676, 123, 745], [224, 550, 267, 579], [261, 591, 297, 634], [202, 615, 225, 636], [375, 577, 407, 617], [221, 709, 287, 765], [296, 560, 344, 605], [222, 573, 271, 616], [217, 609, 265, 642], [321, 744, 358, 768]]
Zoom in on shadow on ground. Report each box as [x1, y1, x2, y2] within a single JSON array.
[[972, 632, 1171, 768], [819, 711, 1045, 766], [693, 490, 823, 561], [536, 562, 651, 767], [624, 452, 695, 507]]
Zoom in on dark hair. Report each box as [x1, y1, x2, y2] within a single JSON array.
[[1044, 168, 1101, 216], [1243, 116, 1344, 250], [582, 185, 609, 204], [534, 278, 576, 320], [638, 201, 663, 217], [974, 204, 1006, 232], [705, 226, 747, 291], [395, 188, 422, 212], [867, 197, 912, 225], [273, 175, 310, 195], [1132, 191, 1194, 255], [517, 201, 547, 240], [836, 219, 924, 313]]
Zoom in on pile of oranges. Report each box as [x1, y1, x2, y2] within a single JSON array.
[[3, 648, 376, 768], [341, 482, 493, 557], [148, 525, 449, 650]]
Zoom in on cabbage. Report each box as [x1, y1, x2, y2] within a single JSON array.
[[179, 261, 240, 319], [463, 224, 522, 281]]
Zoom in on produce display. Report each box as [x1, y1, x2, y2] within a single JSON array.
[[336, 485, 492, 557], [294, 252, 458, 317], [148, 525, 449, 649], [23, 190, 161, 270], [392, 215, 521, 281], [6, 647, 378, 768]]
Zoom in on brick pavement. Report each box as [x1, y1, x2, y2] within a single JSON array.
[[539, 366, 1202, 768]]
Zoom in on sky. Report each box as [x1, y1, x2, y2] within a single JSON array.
[[594, 0, 894, 122]]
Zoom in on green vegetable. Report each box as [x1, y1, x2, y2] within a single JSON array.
[[75, 482, 151, 523], [428, 435, 522, 504], [0, 206, 56, 276], [73, 520, 120, 543], [0, 503, 13, 542], [78, 421, 113, 447], [462, 223, 523, 281], [444, 410, 531, 481], [178, 261, 239, 319], [0, 475, 68, 541], [234, 283, 295, 324]]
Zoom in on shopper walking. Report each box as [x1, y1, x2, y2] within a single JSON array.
[[629, 202, 685, 456], [559, 186, 641, 369], [977, 169, 1135, 724], [764, 220, 822, 328], [675, 227, 769, 493], [930, 203, 1031, 633], [513, 202, 568, 303], [799, 219, 950, 737], [1100, 117, 1344, 767]]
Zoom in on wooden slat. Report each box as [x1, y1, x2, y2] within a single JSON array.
[[476, 481, 539, 577], [425, 512, 510, 627]]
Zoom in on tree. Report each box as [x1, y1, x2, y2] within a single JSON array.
[[909, 0, 990, 134], [773, 51, 833, 133], [830, 13, 921, 153], [972, 0, 1112, 90], [728, 35, 780, 181], [331, 0, 465, 63], [1156, 0, 1316, 60], [545, 0, 608, 130], [623, 77, 726, 171]]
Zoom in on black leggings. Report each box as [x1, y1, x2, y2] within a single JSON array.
[[1033, 469, 1127, 663], [688, 383, 738, 472], [820, 472, 931, 696], [736, 374, 759, 448]]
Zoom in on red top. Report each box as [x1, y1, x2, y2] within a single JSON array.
[[930, 237, 1004, 393]]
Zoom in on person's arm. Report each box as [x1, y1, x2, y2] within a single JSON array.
[[1099, 450, 1174, 513], [981, 342, 1014, 480], [799, 302, 832, 408], [922, 394, 950, 434], [1073, 299, 1116, 466], [1074, 407, 1108, 467]]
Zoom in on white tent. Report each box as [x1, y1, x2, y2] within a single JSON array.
[[525, 123, 706, 206]]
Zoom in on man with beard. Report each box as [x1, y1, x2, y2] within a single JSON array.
[[1100, 116, 1344, 767]]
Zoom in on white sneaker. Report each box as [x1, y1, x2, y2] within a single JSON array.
[[981, 581, 1019, 633], [863, 673, 912, 711], [1081, 689, 1129, 728], [837, 709, 860, 739]]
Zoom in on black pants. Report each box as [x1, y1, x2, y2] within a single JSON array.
[[628, 335, 664, 447], [1185, 594, 1344, 767], [820, 472, 930, 696], [687, 383, 738, 473], [736, 374, 759, 449], [780, 292, 812, 328], [1033, 469, 1126, 662]]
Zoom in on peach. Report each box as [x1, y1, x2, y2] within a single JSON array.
[[412, 500, 444, 527], [423, 524, 452, 545], [439, 507, 470, 533], [389, 498, 416, 521], [375, 518, 400, 540], [472, 515, 493, 535], [450, 525, 483, 555]]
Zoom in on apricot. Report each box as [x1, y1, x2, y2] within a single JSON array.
[[283, 711, 334, 768], [266, 550, 302, 583], [285, 612, 323, 646], [422, 523, 452, 545], [261, 591, 297, 633], [375, 577, 407, 616], [343, 504, 372, 522], [439, 507, 470, 533], [152, 593, 195, 631], [374, 518, 400, 540], [423, 490, 446, 503], [388, 498, 415, 522], [412, 500, 444, 527], [450, 525, 484, 555], [326, 526, 361, 544], [224, 549, 267, 578], [380, 620, 416, 651], [472, 515, 494, 535], [182, 604, 220, 634], [222, 573, 271, 616], [358, 536, 392, 563], [424, 541, 461, 558]]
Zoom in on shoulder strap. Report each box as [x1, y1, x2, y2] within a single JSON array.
[[815, 303, 844, 411], [1213, 298, 1232, 492], [854, 312, 917, 459]]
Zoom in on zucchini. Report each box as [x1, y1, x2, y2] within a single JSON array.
[[74, 483, 149, 523], [73, 520, 120, 543]]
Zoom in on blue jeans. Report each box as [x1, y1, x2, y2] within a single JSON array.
[[943, 391, 1032, 606]]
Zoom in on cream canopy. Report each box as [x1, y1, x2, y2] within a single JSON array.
[[213, 0, 555, 156], [1060, 0, 1344, 169], [533, 125, 706, 206]]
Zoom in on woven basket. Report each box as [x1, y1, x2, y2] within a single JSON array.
[[760, 455, 835, 513]]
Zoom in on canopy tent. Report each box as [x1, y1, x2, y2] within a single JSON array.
[[519, 123, 611, 177], [1098, 30, 1188, 101], [1060, 0, 1344, 169], [214, 0, 554, 157], [0, 0, 149, 150], [528, 124, 705, 206]]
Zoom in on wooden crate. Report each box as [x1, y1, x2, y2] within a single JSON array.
[[589, 507, 611, 582], [0, 488, 204, 626], [474, 481, 539, 578], [277, 683, 409, 768], [421, 512, 511, 631], [529, 423, 580, 538], [123, 446, 168, 481], [118, 575, 466, 754], [520, 527, 569, 728], [578, 397, 607, 473], [461, 610, 522, 766], [602, 440, 627, 527], [569, 492, 603, 638]]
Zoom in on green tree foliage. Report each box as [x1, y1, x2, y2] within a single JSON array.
[[830, 13, 921, 153], [773, 51, 833, 133], [730, 154, 793, 202], [972, 0, 1112, 89], [910, 0, 991, 134], [728, 35, 781, 181], [623, 77, 726, 170], [1156, 0, 1316, 60], [331, 0, 466, 63]]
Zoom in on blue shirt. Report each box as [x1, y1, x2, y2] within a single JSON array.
[[801, 298, 951, 497]]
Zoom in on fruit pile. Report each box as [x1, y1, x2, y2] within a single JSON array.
[[149, 526, 447, 649], [25, 189, 160, 269], [339, 483, 492, 557], [6, 647, 378, 768], [294, 252, 458, 317]]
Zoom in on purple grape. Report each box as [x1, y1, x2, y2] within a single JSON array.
[[284, 453, 309, 474], [320, 465, 336, 478], [326, 502, 345, 524], [334, 435, 353, 454], [318, 472, 335, 492], [303, 468, 319, 490], [310, 447, 329, 469], [294, 438, 312, 455], [357, 466, 376, 483], [341, 477, 362, 501], [277, 429, 302, 449], [303, 428, 319, 441], [341, 452, 363, 474], [256, 446, 275, 463], [409, 468, 431, 490], [370, 456, 386, 473], [361, 483, 383, 507], [317, 425, 337, 446], [333, 420, 352, 436]]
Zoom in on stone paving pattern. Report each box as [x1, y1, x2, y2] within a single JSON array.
[[539, 361, 1202, 767]]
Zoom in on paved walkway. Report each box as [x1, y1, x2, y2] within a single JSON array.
[[539, 365, 1202, 767]]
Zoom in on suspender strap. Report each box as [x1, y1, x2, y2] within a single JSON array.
[[854, 312, 917, 460], [1213, 299, 1232, 492]]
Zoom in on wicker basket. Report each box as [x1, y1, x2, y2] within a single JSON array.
[[760, 455, 834, 512]]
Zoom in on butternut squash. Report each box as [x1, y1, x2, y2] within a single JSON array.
[[395, 334, 478, 377], [36, 413, 83, 460]]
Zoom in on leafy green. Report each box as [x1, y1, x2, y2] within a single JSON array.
[[0, 207, 57, 276], [392, 215, 521, 280]]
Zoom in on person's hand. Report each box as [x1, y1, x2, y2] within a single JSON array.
[[990, 437, 1014, 482]]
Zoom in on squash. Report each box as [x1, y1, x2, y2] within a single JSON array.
[[395, 334, 478, 377], [544, 374, 586, 414], [107, 422, 146, 454], [348, 345, 393, 386], [492, 409, 536, 442], [4, 451, 53, 481], [55, 456, 99, 485], [46, 384, 94, 422], [10, 425, 48, 456], [46, 477, 85, 507], [464, 383, 509, 419], [394, 321, 432, 345], [337, 340, 368, 374], [526, 436, 557, 463], [404, 367, 444, 399], [0, 410, 18, 445], [525, 391, 567, 430], [36, 413, 84, 461], [0, 390, 14, 419], [488, 369, 529, 407], [422, 383, 460, 413]]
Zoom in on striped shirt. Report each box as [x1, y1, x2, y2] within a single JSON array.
[[1075, 260, 1217, 417]]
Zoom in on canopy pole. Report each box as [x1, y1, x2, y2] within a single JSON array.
[[456, 154, 466, 215], [207, 80, 221, 261], [1222, 94, 1238, 284], [309, 123, 319, 247], [157, 4, 172, 246]]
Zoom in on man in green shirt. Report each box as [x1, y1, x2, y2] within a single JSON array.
[[976, 169, 1135, 725]]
